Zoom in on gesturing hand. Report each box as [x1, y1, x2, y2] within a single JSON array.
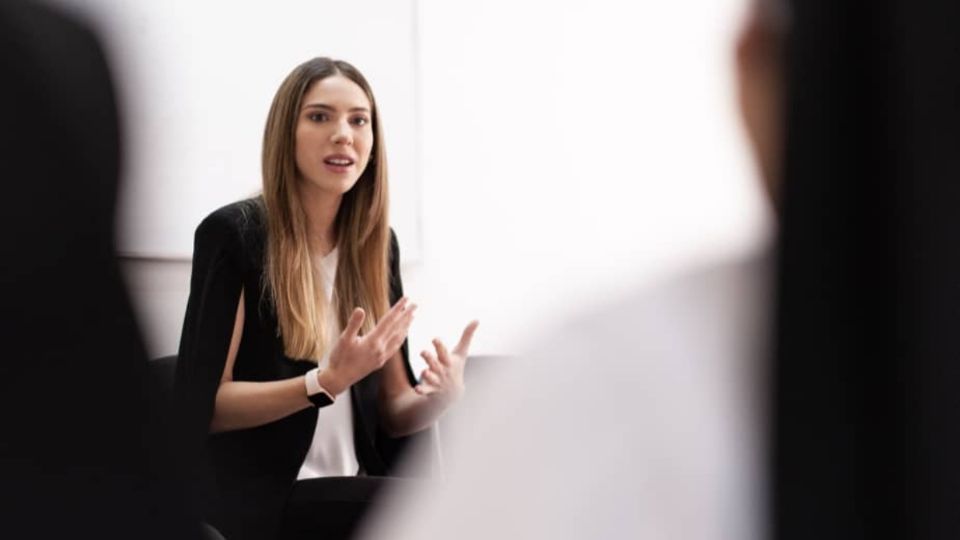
[[323, 297, 417, 396], [414, 320, 480, 402]]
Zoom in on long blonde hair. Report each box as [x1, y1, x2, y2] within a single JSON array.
[[261, 57, 390, 361]]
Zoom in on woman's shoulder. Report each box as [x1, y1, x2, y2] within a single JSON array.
[[192, 198, 266, 265], [196, 197, 265, 240], [387, 227, 401, 266]]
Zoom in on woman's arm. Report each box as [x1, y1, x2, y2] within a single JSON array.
[[210, 291, 418, 433], [209, 290, 312, 433], [378, 321, 479, 437]]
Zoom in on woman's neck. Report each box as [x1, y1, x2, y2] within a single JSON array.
[[297, 181, 342, 257]]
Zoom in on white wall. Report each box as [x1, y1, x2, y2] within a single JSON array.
[[122, 0, 770, 376], [58, 0, 422, 260], [403, 0, 769, 362]]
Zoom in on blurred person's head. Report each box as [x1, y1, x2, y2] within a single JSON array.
[[736, 0, 789, 210], [261, 57, 391, 361]]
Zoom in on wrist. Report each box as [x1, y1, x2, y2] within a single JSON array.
[[317, 367, 348, 397], [304, 367, 335, 408]]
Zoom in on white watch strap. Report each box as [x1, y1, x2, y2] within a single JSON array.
[[304, 366, 334, 400]]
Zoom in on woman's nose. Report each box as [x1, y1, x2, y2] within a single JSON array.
[[331, 121, 352, 145]]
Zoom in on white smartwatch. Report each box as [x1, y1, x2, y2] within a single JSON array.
[[305, 367, 335, 408]]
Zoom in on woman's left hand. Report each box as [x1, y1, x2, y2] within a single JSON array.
[[414, 320, 479, 402]]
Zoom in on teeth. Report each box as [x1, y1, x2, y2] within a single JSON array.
[[326, 158, 352, 165]]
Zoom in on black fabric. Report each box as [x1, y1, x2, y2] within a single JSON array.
[[773, 1, 960, 538], [279, 476, 418, 540], [0, 1, 199, 538], [308, 389, 335, 408], [174, 198, 418, 540]]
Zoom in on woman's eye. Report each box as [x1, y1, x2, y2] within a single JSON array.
[[351, 116, 369, 126], [308, 112, 328, 122]]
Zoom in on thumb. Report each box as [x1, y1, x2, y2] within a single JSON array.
[[453, 320, 480, 355], [342, 307, 366, 339]]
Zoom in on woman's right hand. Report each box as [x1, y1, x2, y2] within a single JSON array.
[[319, 297, 416, 396]]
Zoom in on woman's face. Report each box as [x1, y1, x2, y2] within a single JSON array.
[[294, 74, 374, 197]]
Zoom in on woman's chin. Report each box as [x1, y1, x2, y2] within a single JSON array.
[[300, 175, 361, 197]]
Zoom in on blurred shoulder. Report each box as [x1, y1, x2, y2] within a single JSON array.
[[538, 246, 774, 373]]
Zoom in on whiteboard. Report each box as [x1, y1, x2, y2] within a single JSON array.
[[60, 0, 421, 260]]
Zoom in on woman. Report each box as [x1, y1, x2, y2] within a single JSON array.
[[175, 57, 478, 540]]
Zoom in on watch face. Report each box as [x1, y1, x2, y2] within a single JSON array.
[[309, 391, 334, 408]]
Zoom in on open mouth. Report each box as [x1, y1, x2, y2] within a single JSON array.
[[324, 156, 355, 167]]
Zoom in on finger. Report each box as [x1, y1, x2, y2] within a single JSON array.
[[368, 297, 409, 340], [341, 308, 366, 339], [381, 304, 416, 353], [433, 338, 452, 366], [401, 303, 418, 328], [453, 320, 480, 356], [420, 349, 443, 373], [420, 349, 443, 374], [415, 383, 438, 396], [415, 369, 439, 395], [388, 303, 417, 340], [383, 333, 407, 357], [371, 297, 408, 338], [380, 297, 410, 329], [420, 368, 443, 387]]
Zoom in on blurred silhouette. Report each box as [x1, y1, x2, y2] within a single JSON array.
[[0, 1, 199, 538], [773, 0, 960, 537], [361, 1, 782, 537], [365, 0, 960, 538]]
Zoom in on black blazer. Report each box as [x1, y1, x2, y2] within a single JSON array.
[[175, 198, 415, 540]]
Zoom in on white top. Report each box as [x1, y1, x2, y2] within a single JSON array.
[[363, 248, 772, 540], [296, 248, 360, 479]]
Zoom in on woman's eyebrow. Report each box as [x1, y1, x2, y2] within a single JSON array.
[[302, 103, 370, 113]]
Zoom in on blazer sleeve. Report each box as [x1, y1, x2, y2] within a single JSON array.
[[389, 228, 416, 386], [174, 212, 245, 456]]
